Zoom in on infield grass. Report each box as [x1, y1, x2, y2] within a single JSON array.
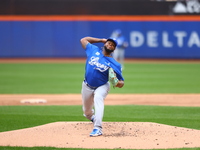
[[0, 62, 200, 94], [0, 105, 200, 132]]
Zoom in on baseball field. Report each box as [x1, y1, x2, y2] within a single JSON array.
[[0, 58, 200, 150]]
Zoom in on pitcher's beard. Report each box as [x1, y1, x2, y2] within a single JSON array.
[[104, 46, 114, 53]]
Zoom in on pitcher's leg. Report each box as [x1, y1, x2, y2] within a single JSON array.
[[81, 81, 95, 121], [93, 82, 110, 130]]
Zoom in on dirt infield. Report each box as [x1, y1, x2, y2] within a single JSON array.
[[0, 94, 200, 149], [0, 94, 200, 106]]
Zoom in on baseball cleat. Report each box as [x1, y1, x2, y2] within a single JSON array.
[[89, 129, 102, 137]]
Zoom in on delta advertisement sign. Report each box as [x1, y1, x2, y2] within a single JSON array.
[[123, 21, 200, 59], [130, 31, 200, 48]]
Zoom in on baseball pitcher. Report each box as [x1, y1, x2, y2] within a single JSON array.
[[80, 36, 124, 137]]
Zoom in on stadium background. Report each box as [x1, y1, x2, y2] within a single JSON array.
[[0, 0, 200, 59]]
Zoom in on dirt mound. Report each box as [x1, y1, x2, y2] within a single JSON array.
[[0, 122, 200, 149]]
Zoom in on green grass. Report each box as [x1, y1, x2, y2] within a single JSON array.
[[0, 63, 85, 94], [121, 63, 200, 93], [0, 63, 200, 94], [0, 105, 200, 132]]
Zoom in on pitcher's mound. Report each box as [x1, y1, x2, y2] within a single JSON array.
[[0, 122, 200, 149]]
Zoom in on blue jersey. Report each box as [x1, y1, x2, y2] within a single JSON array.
[[84, 43, 124, 87]]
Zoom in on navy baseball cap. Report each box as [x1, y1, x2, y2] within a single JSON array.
[[107, 38, 118, 47]]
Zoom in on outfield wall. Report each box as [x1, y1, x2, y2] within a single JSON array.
[[0, 16, 200, 59]]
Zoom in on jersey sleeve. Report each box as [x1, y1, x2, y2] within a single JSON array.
[[115, 68, 124, 81], [85, 43, 99, 57], [110, 62, 124, 81]]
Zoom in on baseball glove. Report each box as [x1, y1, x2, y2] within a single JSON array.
[[109, 67, 119, 87]]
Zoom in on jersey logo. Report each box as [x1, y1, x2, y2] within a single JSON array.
[[95, 52, 100, 55], [88, 56, 109, 72]]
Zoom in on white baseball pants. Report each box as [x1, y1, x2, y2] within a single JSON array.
[[81, 81, 110, 130]]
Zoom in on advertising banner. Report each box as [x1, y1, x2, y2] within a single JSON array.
[[0, 17, 199, 59]]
